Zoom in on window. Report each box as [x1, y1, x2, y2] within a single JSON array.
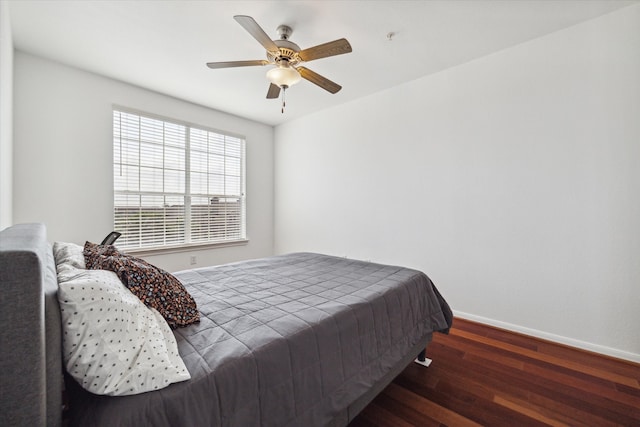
[[113, 109, 246, 250]]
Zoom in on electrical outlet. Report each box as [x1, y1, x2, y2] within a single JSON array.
[[189, 256, 197, 265]]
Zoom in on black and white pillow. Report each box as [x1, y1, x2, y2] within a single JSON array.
[[55, 245, 190, 396]]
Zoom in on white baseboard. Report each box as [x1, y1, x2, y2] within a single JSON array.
[[453, 310, 640, 364]]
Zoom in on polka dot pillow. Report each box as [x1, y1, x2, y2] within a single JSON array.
[[57, 267, 191, 396]]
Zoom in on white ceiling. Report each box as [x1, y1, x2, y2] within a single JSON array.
[[8, 0, 638, 126]]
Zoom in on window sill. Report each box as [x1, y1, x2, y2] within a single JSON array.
[[122, 239, 249, 257]]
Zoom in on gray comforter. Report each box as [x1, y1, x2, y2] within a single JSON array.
[[67, 252, 452, 426]]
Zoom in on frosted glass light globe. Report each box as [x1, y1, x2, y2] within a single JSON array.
[[267, 65, 301, 87]]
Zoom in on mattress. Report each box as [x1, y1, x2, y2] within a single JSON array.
[[66, 252, 452, 426]]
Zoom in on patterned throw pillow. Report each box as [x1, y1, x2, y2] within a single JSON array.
[[84, 242, 200, 329], [83, 242, 119, 266]]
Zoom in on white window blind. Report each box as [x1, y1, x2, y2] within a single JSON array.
[[113, 109, 246, 250]]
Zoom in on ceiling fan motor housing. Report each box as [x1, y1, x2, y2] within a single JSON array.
[[268, 38, 302, 66]]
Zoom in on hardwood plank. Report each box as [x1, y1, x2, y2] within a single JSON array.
[[454, 318, 539, 352], [371, 393, 444, 427], [350, 402, 415, 427], [492, 395, 570, 427], [450, 328, 640, 389], [440, 337, 640, 424], [350, 317, 640, 427], [460, 351, 640, 423], [537, 341, 640, 380], [523, 362, 640, 421], [526, 392, 622, 427], [385, 382, 482, 427], [456, 318, 640, 381], [394, 366, 551, 426]]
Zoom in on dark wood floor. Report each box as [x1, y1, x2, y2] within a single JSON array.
[[350, 318, 640, 426]]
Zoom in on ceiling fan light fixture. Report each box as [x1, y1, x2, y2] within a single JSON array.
[[266, 64, 301, 88], [206, 15, 352, 112]]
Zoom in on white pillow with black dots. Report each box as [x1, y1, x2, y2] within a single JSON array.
[[57, 267, 191, 396]]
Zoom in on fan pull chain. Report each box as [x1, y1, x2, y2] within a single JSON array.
[[281, 86, 286, 114]]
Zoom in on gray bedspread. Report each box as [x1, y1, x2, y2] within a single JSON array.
[[67, 252, 452, 427]]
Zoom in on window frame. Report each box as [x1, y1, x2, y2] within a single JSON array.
[[112, 106, 247, 254]]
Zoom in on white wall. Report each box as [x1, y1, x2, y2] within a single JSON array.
[[275, 5, 640, 361], [0, 1, 13, 229], [13, 52, 274, 271]]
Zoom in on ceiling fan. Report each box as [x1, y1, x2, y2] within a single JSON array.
[[206, 15, 352, 112]]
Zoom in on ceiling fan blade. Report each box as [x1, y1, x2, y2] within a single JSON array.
[[206, 60, 270, 69], [298, 38, 352, 62], [297, 67, 342, 94], [266, 83, 281, 99], [234, 15, 279, 54]]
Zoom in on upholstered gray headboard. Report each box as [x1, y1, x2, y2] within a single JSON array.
[[0, 223, 62, 427]]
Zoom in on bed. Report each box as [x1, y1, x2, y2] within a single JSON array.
[[0, 223, 452, 427]]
